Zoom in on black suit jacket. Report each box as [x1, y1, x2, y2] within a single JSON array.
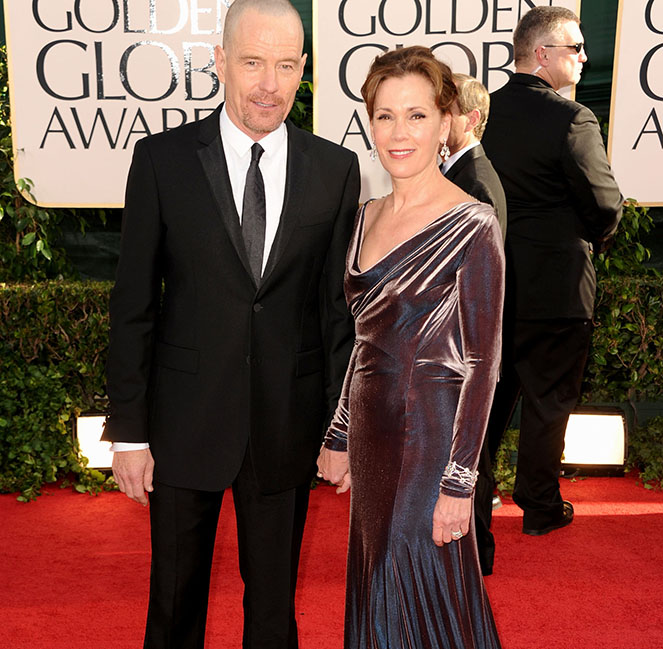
[[444, 144, 507, 240], [482, 74, 622, 320], [103, 105, 360, 493]]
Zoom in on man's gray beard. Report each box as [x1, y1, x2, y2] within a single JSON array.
[[242, 106, 286, 135]]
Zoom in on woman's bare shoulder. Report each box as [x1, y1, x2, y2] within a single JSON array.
[[363, 196, 388, 228]]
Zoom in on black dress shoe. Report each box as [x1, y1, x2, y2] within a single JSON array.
[[522, 501, 574, 536]]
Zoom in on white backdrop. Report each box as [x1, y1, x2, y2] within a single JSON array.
[[608, 0, 663, 206], [313, 0, 581, 202]]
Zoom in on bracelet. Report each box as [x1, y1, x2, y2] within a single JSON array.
[[440, 461, 478, 491]]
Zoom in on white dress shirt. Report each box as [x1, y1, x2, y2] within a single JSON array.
[[220, 106, 288, 274], [111, 106, 289, 453]]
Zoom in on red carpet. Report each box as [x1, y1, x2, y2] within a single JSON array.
[[2, 477, 663, 649]]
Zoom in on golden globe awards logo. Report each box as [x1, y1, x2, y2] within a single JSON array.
[[33, 0, 227, 149], [5, 0, 231, 206]]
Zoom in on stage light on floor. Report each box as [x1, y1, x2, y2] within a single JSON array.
[[561, 407, 627, 476], [75, 414, 112, 469]]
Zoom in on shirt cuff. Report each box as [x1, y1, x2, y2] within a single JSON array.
[[110, 442, 150, 452]]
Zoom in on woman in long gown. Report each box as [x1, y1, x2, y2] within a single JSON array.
[[317, 46, 504, 649]]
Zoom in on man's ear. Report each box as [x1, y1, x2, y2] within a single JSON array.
[[533, 45, 549, 68], [214, 45, 226, 84], [298, 53, 307, 81], [465, 108, 482, 134]]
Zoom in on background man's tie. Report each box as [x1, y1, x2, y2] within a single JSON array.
[[241, 143, 266, 283]]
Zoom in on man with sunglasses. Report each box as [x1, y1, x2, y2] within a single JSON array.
[[477, 6, 622, 559]]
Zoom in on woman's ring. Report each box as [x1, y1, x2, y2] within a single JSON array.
[[451, 530, 463, 540]]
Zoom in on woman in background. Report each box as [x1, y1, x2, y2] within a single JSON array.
[[317, 46, 504, 649]]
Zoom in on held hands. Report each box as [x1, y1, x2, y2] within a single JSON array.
[[112, 448, 155, 506], [432, 493, 472, 546], [316, 447, 351, 494]]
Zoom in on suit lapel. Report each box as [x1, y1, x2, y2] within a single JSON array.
[[260, 121, 311, 284], [195, 113, 311, 290], [446, 144, 485, 182], [444, 158, 461, 182], [196, 106, 255, 283]]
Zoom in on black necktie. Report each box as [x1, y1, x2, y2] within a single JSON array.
[[241, 143, 266, 283]]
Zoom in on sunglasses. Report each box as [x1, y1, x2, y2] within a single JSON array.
[[542, 43, 585, 54]]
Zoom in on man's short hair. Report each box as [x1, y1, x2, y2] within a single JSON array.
[[453, 73, 490, 140], [223, 0, 304, 50], [513, 6, 580, 66]]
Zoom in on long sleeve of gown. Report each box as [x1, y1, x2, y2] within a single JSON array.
[[439, 217, 505, 498], [323, 342, 358, 452]]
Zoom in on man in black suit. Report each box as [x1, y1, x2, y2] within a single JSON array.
[[442, 73, 506, 576], [480, 6, 622, 540], [442, 73, 506, 240], [102, 1, 359, 647]]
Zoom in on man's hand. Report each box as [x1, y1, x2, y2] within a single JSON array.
[[316, 447, 351, 494], [432, 493, 472, 546], [112, 449, 155, 506]]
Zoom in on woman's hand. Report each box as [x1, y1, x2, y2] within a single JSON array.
[[317, 447, 351, 494], [432, 493, 472, 546]]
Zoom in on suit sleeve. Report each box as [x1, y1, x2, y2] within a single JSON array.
[[463, 177, 507, 243], [102, 139, 163, 443], [320, 153, 360, 429], [561, 106, 623, 249]]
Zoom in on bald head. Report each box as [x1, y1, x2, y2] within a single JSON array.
[[223, 0, 304, 53], [214, 0, 306, 140]]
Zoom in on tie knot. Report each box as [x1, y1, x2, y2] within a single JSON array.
[[251, 143, 264, 164]]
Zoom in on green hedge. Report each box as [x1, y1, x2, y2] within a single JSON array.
[[0, 281, 113, 500], [1, 271, 662, 500], [582, 275, 663, 402]]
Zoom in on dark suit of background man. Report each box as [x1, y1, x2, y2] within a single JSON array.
[[442, 73, 507, 576], [102, 0, 360, 647], [480, 6, 622, 542], [442, 73, 507, 241]]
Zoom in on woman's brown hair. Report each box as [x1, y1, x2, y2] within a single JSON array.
[[360, 46, 457, 120]]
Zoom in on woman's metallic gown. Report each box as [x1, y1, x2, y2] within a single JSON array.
[[325, 201, 505, 649]]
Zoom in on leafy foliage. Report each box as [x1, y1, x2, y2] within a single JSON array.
[[583, 199, 661, 403], [493, 428, 519, 495], [594, 199, 655, 278], [582, 275, 663, 403], [289, 81, 313, 133], [0, 282, 114, 500]]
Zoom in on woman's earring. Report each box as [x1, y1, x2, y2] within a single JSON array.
[[369, 144, 378, 162], [440, 140, 450, 163]]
